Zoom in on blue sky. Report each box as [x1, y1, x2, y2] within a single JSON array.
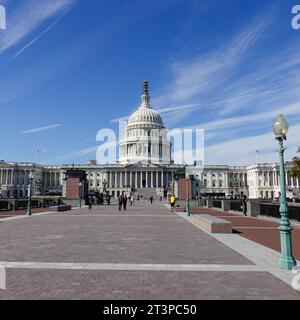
[[0, 0, 300, 165]]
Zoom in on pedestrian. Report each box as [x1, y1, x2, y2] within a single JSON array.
[[170, 195, 176, 212], [130, 195, 134, 206], [241, 195, 247, 216], [150, 196, 153, 204], [118, 194, 123, 211], [88, 197, 92, 210], [123, 194, 128, 211]]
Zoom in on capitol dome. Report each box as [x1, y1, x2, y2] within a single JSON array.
[[119, 81, 171, 165]]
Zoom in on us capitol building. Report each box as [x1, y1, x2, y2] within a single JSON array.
[[0, 82, 299, 200]]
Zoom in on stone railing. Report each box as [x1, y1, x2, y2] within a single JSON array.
[[202, 199, 260, 217], [166, 197, 300, 220]]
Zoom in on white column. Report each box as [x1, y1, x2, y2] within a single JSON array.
[[120, 172, 123, 187], [161, 171, 164, 187], [10, 170, 14, 185], [114, 172, 117, 188], [151, 171, 153, 188], [267, 171, 270, 187], [146, 171, 148, 188], [130, 171, 133, 187], [135, 171, 138, 187], [156, 171, 159, 187], [125, 172, 128, 187], [140, 171, 143, 188]]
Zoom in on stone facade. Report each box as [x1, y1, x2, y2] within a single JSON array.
[[1, 160, 299, 200]]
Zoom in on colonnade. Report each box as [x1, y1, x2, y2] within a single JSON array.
[[105, 170, 174, 188]]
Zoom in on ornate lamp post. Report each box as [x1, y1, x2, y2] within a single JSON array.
[[185, 173, 190, 216], [79, 181, 82, 208], [272, 114, 296, 270], [27, 172, 34, 216]]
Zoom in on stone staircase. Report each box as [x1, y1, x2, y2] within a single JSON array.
[[134, 188, 163, 200]]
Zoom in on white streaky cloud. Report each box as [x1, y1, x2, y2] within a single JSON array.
[[43, 146, 98, 163], [0, 0, 75, 54], [43, 140, 120, 164], [204, 124, 300, 166], [156, 4, 276, 106], [175, 102, 300, 133], [21, 124, 63, 134], [12, 6, 73, 59]]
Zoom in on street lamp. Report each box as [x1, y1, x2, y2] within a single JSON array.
[[27, 172, 34, 216], [79, 182, 82, 208], [272, 114, 296, 270], [185, 172, 190, 217]]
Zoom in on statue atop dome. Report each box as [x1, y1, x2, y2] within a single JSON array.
[[141, 80, 151, 108]]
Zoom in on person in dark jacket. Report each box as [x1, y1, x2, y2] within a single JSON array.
[[123, 194, 128, 211], [88, 197, 92, 210], [241, 195, 247, 216], [118, 195, 123, 211]]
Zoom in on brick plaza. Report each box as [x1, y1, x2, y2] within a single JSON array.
[[0, 201, 299, 300]]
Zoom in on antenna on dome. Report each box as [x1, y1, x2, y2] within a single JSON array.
[[141, 80, 151, 108]]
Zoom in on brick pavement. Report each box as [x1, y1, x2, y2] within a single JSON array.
[[177, 207, 300, 261], [0, 201, 299, 300]]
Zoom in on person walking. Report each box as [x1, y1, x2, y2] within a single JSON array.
[[170, 195, 176, 212], [130, 195, 134, 207], [123, 194, 128, 211], [150, 196, 153, 204], [88, 197, 92, 210], [118, 194, 123, 211], [241, 195, 248, 216]]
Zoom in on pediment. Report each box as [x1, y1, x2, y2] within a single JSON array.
[[123, 161, 164, 170]]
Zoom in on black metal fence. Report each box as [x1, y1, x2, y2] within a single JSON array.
[[229, 200, 242, 212], [0, 201, 10, 211], [212, 200, 222, 209], [260, 203, 300, 222], [0, 198, 61, 211]]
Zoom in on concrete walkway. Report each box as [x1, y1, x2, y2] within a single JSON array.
[[0, 201, 299, 299]]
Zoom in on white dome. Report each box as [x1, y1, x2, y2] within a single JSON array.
[[119, 81, 171, 165], [127, 106, 164, 129]]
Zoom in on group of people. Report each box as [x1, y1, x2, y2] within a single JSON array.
[[118, 194, 136, 211]]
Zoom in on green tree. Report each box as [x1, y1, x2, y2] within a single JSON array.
[[290, 147, 300, 180]]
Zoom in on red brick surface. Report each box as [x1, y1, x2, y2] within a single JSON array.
[[66, 177, 80, 200], [0, 203, 299, 300], [181, 207, 300, 261], [178, 177, 192, 200]]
